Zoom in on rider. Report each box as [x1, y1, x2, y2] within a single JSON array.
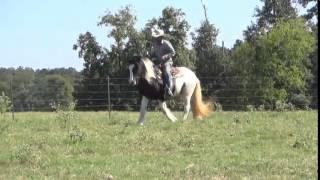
[[149, 26, 175, 97]]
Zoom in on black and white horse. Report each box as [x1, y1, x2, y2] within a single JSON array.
[[128, 56, 212, 125]]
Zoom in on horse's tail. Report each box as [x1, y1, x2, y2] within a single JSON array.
[[191, 81, 213, 120]]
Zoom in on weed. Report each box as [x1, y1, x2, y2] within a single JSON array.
[[214, 102, 223, 112], [56, 102, 77, 129], [246, 105, 256, 112], [257, 104, 265, 111], [10, 144, 37, 164], [68, 126, 87, 144], [0, 92, 12, 116]]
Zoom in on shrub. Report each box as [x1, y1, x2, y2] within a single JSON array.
[[246, 105, 256, 112], [56, 102, 77, 129], [275, 100, 287, 112], [68, 126, 87, 144], [257, 104, 265, 111], [0, 92, 12, 115], [290, 94, 311, 110], [214, 102, 223, 112]]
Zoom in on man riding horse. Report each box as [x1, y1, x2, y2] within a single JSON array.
[[148, 27, 175, 98], [128, 26, 212, 125]]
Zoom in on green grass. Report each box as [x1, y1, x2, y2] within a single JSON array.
[[0, 110, 317, 179]]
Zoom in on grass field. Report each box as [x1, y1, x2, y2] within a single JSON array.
[[0, 110, 318, 179]]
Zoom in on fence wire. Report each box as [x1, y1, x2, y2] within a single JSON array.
[[7, 76, 318, 112]]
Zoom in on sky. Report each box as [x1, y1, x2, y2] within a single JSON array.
[[0, 0, 308, 71]]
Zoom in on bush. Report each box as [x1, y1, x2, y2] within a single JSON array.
[[287, 102, 295, 111], [257, 104, 265, 111], [214, 102, 223, 112], [290, 94, 311, 110], [0, 92, 12, 115], [275, 100, 287, 112], [68, 126, 87, 144], [11, 144, 35, 164], [246, 105, 256, 112], [56, 102, 77, 129], [275, 101, 296, 111]]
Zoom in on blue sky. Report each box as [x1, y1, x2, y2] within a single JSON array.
[[0, 0, 307, 71]]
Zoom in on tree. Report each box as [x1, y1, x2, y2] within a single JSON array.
[[297, 0, 318, 21], [255, 0, 297, 30], [45, 75, 74, 107], [11, 67, 35, 111], [191, 21, 219, 76], [296, 0, 318, 108], [0, 68, 13, 96], [306, 24, 318, 108], [73, 32, 108, 78], [29, 74, 74, 110], [73, 32, 111, 111], [251, 18, 315, 108], [98, 5, 138, 75], [244, 0, 298, 42]]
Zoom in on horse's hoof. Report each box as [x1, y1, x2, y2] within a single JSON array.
[[137, 122, 144, 126], [171, 118, 177, 122]]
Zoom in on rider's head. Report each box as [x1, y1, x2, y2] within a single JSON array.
[[151, 27, 164, 44]]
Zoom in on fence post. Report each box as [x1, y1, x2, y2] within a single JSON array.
[[10, 74, 15, 121], [107, 76, 111, 120]]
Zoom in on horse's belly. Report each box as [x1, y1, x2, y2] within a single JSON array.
[[138, 79, 164, 100]]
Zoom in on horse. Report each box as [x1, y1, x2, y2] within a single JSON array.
[[128, 56, 212, 125]]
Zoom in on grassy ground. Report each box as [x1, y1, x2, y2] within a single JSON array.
[[0, 110, 318, 179]]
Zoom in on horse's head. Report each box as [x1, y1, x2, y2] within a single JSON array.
[[128, 55, 156, 86]]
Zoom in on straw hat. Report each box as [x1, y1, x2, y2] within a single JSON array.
[[151, 27, 165, 38]]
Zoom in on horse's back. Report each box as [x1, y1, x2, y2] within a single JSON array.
[[175, 67, 199, 83], [172, 66, 199, 96]]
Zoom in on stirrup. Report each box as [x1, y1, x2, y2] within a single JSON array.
[[165, 87, 173, 97]]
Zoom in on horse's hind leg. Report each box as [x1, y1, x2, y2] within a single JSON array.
[[159, 101, 177, 122], [183, 95, 192, 120]]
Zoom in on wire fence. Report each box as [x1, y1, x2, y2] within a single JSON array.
[[7, 76, 318, 113]]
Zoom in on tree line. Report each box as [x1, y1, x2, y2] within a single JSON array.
[[0, 67, 80, 111], [0, 0, 317, 111]]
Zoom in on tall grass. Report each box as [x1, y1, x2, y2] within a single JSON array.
[[0, 111, 317, 179]]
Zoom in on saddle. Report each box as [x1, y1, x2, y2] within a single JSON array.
[[154, 65, 181, 81]]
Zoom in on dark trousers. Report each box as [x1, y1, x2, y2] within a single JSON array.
[[161, 60, 173, 90]]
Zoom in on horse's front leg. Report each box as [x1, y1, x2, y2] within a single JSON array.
[[159, 101, 177, 122], [137, 96, 149, 125]]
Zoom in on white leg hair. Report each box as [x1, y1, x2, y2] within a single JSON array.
[[159, 101, 177, 122], [183, 95, 192, 120], [137, 96, 149, 125]]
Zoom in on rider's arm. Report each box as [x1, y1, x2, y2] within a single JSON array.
[[149, 47, 156, 58], [161, 40, 176, 62], [145, 42, 153, 58]]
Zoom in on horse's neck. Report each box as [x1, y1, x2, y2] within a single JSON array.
[[142, 58, 156, 82]]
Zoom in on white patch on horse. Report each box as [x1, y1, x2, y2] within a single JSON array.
[[128, 64, 136, 85], [159, 101, 177, 122], [142, 58, 156, 83]]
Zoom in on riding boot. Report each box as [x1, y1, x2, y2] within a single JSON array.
[[163, 61, 174, 98], [166, 76, 173, 97]]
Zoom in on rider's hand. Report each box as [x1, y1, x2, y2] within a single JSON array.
[[161, 54, 169, 61]]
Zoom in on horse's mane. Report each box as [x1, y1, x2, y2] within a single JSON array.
[[141, 57, 156, 82]]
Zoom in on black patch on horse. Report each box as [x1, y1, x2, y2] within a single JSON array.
[[137, 78, 165, 101], [129, 56, 175, 101]]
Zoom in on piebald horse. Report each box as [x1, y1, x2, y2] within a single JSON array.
[[128, 56, 212, 125]]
